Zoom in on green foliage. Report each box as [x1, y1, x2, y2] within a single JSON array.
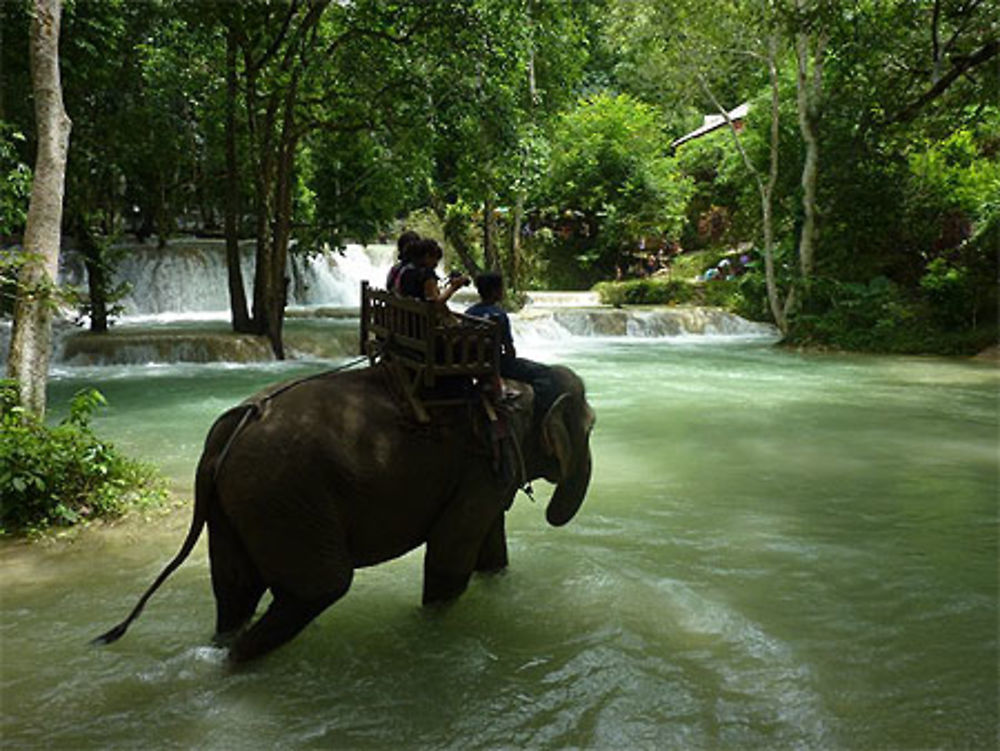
[[593, 276, 764, 316], [594, 278, 695, 306], [919, 258, 973, 329], [0, 123, 31, 238], [307, 128, 432, 248], [788, 276, 998, 355], [535, 91, 693, 283], [899, 118, 1000, 262], [0, 381, 167, 536]]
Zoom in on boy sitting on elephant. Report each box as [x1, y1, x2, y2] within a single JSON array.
[[465, 272, 557, 416]]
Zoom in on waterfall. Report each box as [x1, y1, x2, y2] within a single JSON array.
[[60, 239, 397, 318], [34, 238, 779, 366], [287, 244, 396, 310], [513, 307, 777, 348]]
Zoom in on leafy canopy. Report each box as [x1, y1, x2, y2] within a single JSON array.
[[538, 91, 693, 277]]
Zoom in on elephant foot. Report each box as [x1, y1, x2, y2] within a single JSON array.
[[474, 549, 508, 573], [228, 589, 340, 663], [212, 625, 246, 649], [474, 564, 508, 577], [422, 567, 471, 606]]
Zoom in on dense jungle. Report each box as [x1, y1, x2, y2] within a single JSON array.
[[2, 0, 996, 358]]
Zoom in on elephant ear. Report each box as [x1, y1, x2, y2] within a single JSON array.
[[541, 393, 572, 481]]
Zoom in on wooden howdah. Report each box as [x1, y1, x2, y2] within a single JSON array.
[[360, 281, 501, 421]]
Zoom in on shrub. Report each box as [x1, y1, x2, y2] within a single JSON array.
[[535, 92, 694, 282], [787, 276, 998, 355], [594, 278, 695, 306], [0, 381, 167, 536], [593, 276, 760, 314]]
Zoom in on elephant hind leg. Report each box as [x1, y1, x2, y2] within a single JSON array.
[[222, 498, 354, 661], [228, 581, 349, 663], [208, 509, 266, 640]]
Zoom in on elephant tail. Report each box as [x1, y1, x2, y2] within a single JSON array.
[[91, 507, 206, 645], [91, 406, 250, 647]]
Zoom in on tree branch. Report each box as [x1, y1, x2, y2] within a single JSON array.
[[884, 36, 998, 125]]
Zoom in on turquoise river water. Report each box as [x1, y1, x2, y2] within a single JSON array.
[[2, 334, 997, 749]]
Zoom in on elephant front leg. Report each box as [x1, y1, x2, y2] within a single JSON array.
[[475, 515, 509, 573], [423, 512, 502, 605]]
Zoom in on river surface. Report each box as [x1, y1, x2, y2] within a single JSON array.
[[2, 336, 997, 750]]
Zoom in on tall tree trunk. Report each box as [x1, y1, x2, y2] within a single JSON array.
[[763, 36, 790, 331], [264, 107, 298, 361], [251, 198, 272, 337], [6, 0, 71, 418], [245, 55, 272, 338], [258, 72, 302, 361], [224, 23, 252, 333], [507, 4, 537, 292], [699, 43, 789, 333], [794, 14, 826, 281]]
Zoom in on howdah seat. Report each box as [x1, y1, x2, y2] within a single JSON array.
[[360, 281, 501, 422]]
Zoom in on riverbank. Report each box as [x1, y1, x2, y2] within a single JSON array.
[[591, 272, 998, 357], [0, 491, 187, 547]]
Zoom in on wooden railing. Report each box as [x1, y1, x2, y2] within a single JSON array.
[[361, 281, 500, 389]]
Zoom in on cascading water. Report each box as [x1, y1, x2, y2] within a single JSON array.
[[59, 239, 398, 317], [38, 238, 778, 366], [46, 240, 399, 365]]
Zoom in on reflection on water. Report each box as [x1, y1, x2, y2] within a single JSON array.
[[3, 338, 997, 749]]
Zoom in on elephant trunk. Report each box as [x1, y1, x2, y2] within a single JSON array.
[[545, 452, 591, 527]]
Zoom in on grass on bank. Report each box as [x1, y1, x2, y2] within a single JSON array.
[[0, 381, 168, 537]]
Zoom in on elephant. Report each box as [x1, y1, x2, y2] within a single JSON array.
[[95, 362, 595, 662]]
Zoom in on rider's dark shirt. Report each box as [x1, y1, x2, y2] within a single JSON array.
[[465, 302, 515, 361], [398, 264, 438, 300]]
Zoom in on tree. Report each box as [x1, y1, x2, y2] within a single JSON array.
[[611, 0, 997, 350], [537, 92, 693, 285], [607, 0, 836, 332], [6, 0, 71, 419], [220, 1, 469, 358], [415, 0, 594, 285], [790, 0, 828, 282], [607, 0, 791, 327]]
